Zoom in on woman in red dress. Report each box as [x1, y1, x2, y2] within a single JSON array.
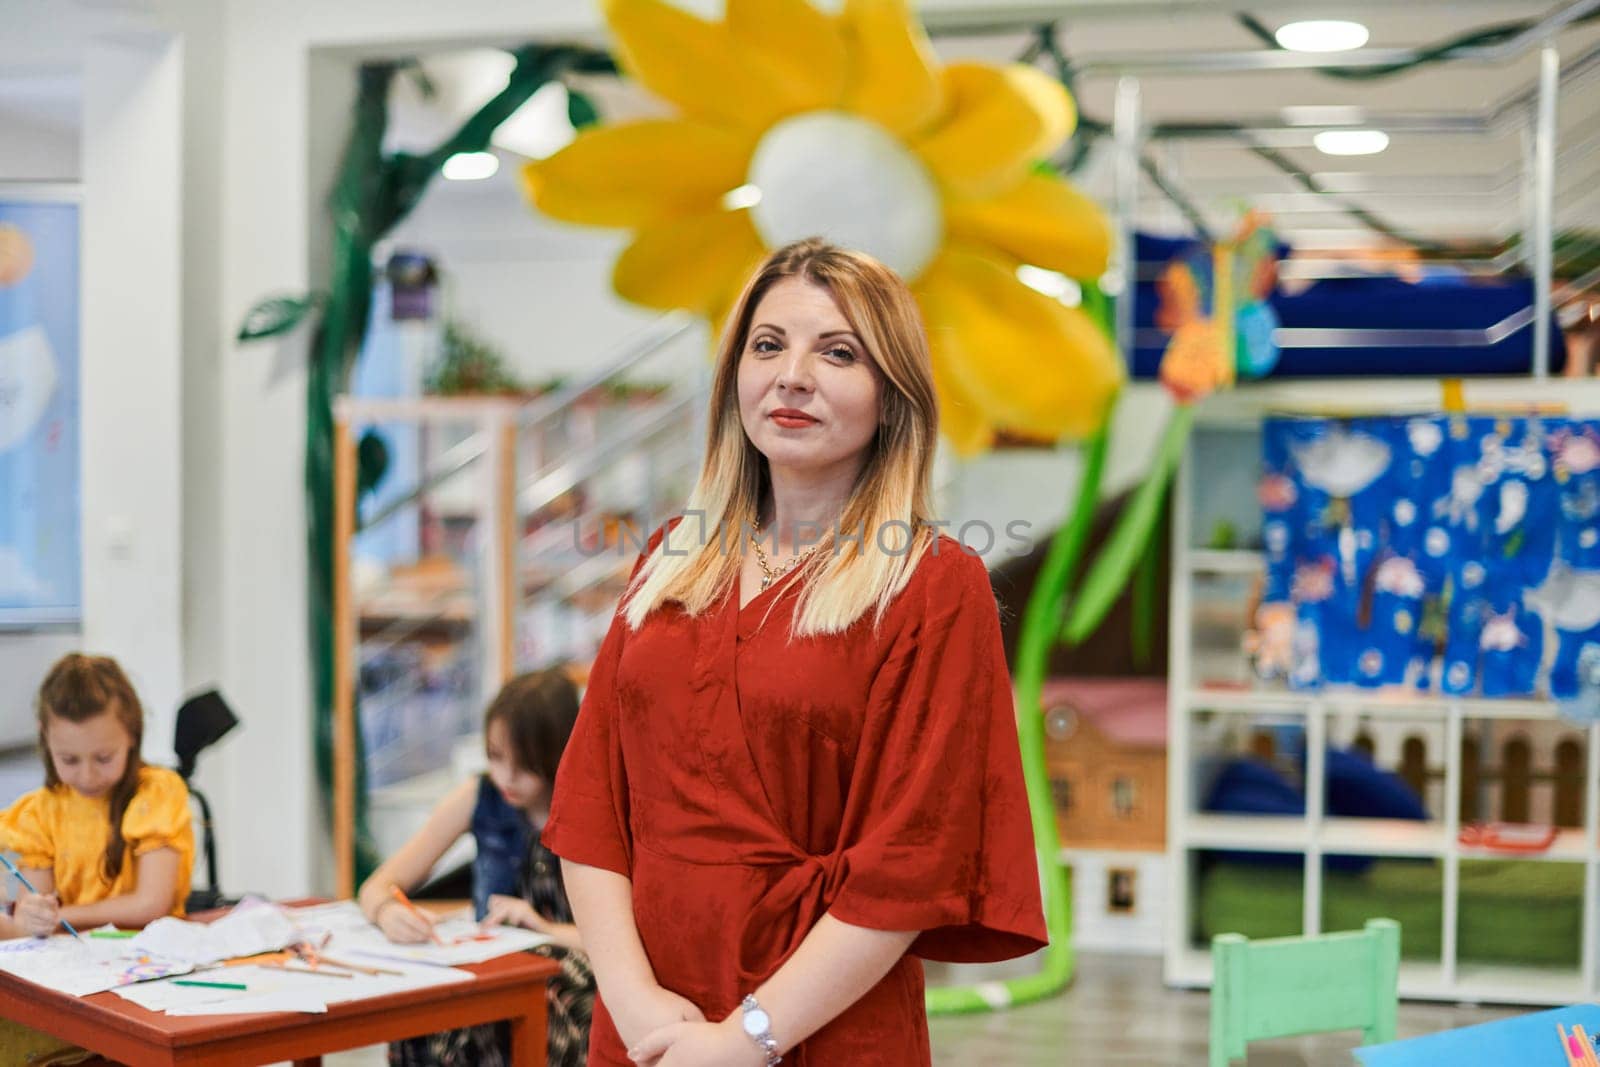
[[542, 239, 1046, 1066]]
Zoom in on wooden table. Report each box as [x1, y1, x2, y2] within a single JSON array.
[[0, 944, 558, 1066]]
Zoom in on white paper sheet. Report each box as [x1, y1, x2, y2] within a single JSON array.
[[285, 901, 551, 966], [0, 935, 192, 996], [112, 958, 473, 1016], [132, 897, 301, 965], [167, 991, 330, 1015]]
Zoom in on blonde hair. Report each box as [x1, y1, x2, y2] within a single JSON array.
[[624, 239, 939, 636]]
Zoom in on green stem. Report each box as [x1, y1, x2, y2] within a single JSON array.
[[1130, 515, 1161, 669], [1062, 405, 1194, 646], [927, 410, 1115, 1015]]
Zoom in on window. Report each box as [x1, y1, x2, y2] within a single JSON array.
[[1107, 867, 1137, 913], [1111, 776, 1137, 818]]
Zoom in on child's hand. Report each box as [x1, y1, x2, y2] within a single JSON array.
[[14, 891, 60, 938], [375, 898, 437, 944], [480, 894, 549, 933]]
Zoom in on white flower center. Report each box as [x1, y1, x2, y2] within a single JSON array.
[[745, 111, 942, 281]]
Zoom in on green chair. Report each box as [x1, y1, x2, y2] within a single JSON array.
[[1211, 917, 1400, 1067]]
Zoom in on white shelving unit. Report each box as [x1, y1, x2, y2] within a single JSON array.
[[1164, 377, 1600, 1006]]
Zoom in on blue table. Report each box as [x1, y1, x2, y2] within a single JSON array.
[[1356, 1005, 1600, 1066]]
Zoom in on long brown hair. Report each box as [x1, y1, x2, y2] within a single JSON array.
[[36, 653, 146, 882], [483, 669, 580, 785], [624, 238, 940, 635]]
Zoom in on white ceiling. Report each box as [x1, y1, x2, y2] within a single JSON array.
[[391, 1, 1600, 251], [5, 0, 1597, 250]]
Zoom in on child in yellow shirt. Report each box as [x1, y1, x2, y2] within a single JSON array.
[[0, 653, 195, 937]]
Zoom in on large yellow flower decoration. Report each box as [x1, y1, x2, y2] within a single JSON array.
[[523, 0, 1121, 454]]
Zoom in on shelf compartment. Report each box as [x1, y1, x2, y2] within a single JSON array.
[[1321, 818, 1449, 857], [1455, 858, 1583, 981], [1457, 828, 1589, 863], [1186, 813, 1310, 852], [1186, 685, 1563, 720]]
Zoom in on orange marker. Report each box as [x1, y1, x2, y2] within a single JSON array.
[[388, 885, 444, 946]]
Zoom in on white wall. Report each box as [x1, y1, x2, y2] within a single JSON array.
[[0, 111, 78, 182], [0, 632, 78, 748], [81, 37, 186, 766]]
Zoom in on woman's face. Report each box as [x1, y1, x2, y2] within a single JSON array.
[[485, 719, 545, 814], [736, 277, 885, 484]]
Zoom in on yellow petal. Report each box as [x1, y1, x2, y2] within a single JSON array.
[[923, 325, 996, 456], [727, 0, 846, 113], [916, 246, 1121, 440], [838, 0, 943, 136], [613, 210, 766, 317], [946, 172, 1111, 280], [522, 120, 749, 228], [914, 64, 1076, 199], [601, 0, 791, 132]]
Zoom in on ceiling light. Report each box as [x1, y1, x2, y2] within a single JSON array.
[[1313, 129, 1389, 156], [441, 151, 500, 181], [1274, 20, 1370, 53]]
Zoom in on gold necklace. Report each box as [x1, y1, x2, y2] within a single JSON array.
[[749, 524, 819, 590]]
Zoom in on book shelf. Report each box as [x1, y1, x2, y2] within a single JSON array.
[[1165, 377, 1600, 1005]]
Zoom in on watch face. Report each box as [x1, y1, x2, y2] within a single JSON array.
[[742, 1007, 771, 1037]]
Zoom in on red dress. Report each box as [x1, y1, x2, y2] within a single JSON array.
[[542, 533, 1048, 1066]]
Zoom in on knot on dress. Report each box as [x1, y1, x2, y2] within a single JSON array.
[[737, 846, 849, 988]]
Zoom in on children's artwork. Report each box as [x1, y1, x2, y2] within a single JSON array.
[[0, 934, 193, 996], [284, 900, 550, 967], [334, 915, 551, 967], [1256, 414, 1600, 716], [1155, 211, 1281, 404]]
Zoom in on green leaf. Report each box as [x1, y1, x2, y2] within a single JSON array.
[[1063, 404, 1195, 644], [567, 89, 600, 130], [237, 293, 323, 342], [356, 429, 391, 499]]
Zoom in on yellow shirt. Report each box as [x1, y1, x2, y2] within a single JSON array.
[[0, 765, 195, 917]]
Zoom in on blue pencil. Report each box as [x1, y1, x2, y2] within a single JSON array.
[[0, 853, 83, 940]]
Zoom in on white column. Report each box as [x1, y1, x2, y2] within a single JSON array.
[[81, 35, 185, 764]]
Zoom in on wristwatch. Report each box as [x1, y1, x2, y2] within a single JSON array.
[[739, 993, 782, 1066]]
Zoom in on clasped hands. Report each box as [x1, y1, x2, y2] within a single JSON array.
[[619, 981, 768, 1067]]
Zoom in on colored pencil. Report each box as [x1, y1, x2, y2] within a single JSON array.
[[173, 979, 248, 991], [388, 885, 444, 946], [1574, 1024, 1600, 1067], [89, 929, 137, 939], [0, 853, 82, 940], [1561, 1023, 1596, 1067], [261, 961, 354, 979], [313, 953, 403, 977], [1560, 1025, 1580, 1067]]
